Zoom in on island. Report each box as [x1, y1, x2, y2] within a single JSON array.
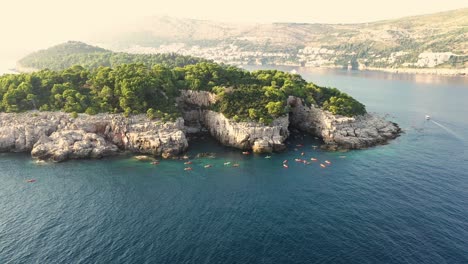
[[0, 43, 401, 162]]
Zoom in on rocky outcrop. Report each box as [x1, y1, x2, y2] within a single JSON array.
[[0, 112, 188, 162], [178, 90, 289, 153], [202, 111, 289, 152], [287, 96, 401, 150], [179, 90, 217, 107], [0, 92, 402, 161], [31, 131, 118, 162]]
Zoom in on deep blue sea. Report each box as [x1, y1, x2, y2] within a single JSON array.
[[1, 68, 467, 264]]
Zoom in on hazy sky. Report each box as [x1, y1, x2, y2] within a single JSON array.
[[0, 0, 466, 61]]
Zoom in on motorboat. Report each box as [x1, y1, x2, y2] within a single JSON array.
[[425, 115, 431, 120]]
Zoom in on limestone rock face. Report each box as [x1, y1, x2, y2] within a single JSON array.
[[287, 96, 401, 149], [0, 112, 67, 152], [31, 130, 118, 162], [0, 112, 188, 162], [202, 111, 289, 152], [178, 90, 217, 107], [178, 90, 290, 153]]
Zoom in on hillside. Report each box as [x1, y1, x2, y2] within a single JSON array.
[[18, 41, 211, 71], [93, 9, 468, 71]]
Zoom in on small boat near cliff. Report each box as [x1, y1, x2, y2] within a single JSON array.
[[184, 167, 193, 171], [242, 151, 250, 155]]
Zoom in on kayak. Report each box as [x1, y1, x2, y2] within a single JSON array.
[[204, 164, 212, 168], [26, 179, 36, 183]]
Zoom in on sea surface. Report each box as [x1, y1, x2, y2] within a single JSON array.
[[1, 67, 467, 264]]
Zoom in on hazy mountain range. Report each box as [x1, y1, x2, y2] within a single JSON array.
[[91, 8, 467, 71]]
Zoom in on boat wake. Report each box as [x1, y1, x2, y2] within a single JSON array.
[[430, 120, 465, 142]]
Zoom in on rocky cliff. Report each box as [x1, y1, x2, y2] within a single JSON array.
[[287, 96, 401, 150], [0, 93, 401, 162], [178, 90, 290, 152], [0, 112, 188, 162]]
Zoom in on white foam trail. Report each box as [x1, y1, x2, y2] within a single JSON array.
[[430, 120, 465, 142]]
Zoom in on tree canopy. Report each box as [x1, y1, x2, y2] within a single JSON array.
[[0, 62, 366, 123], [18, 41, 211, 71]]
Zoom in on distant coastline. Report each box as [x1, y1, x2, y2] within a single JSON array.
[[13, 61, 467, 77], [363, 66, 467, 77], [257, 64, 467, 77]]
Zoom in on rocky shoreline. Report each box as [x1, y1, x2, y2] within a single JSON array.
[[0, 112, 188, 162], [0, 91, 401, 162], [287, 97, 401, 150]]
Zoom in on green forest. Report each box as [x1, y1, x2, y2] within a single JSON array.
[[6, 42, 367, 123], [0, 61, 366, 123], [18, 41, 210, 70]]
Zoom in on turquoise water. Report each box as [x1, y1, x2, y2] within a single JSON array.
[[1, 68, 467, 263]]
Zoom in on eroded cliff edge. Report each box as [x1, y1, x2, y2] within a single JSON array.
[[179, 90, 401, 151], [178, 90, 290, 153], [0, 91, 401, 162], [0, 112, 188, 162], [287, 96, 401, 150]]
